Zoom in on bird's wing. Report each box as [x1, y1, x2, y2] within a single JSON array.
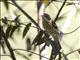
[[52, 21, 58, 29]]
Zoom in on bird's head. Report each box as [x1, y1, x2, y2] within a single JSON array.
[[42, 13, 51, 21]]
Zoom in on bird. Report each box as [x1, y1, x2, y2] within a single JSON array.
[[41, 13, 61, 42], [41, 13, 62, 59]]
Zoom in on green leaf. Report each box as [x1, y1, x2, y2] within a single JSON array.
[[23, 23, 31, 38], [36, 32, 50, 46], [1, 40, 6, 54], [3, 0, 9, 10], [6, 25, 12, 39], [32, 30, 43, 45], [13, 15, 21, 26], [66, 3, 74, 6], [78, 50, 80, 54], [26, 38, 31, 51], [41, 32, 50, 46], [2, 17, 8, 24], [10, 25, 19, 37], [14, 15, 20, 23], [40, 44, 46, 52], [58, 16, 65, 20]]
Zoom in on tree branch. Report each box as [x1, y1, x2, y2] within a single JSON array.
[[54, 0, 66, 22], [63, 25, 80, 35], [56, 48, 80, 60], [13, 49, 49, 60], [66, 48, 80, 56], [10, 0, 41, 30], [0, 55, 10, 56]]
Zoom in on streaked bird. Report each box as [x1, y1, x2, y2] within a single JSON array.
[[42, 13, 62, 42], [42, 13, 62, 59]]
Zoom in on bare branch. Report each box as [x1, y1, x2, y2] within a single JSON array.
[[53, 0, 67, 22], [66, 48, 80, 56], [13, 49, 49, 60], [63, 26, 80, 35]]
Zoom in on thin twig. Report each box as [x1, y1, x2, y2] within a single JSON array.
[[56, 48, 80, 60], [66, 48, 80, 56], [13, 49, 49, 60], [63, 25, 80, 35], [0, 55, 10, 56], [37, 1, 42, 60], [54, 0, 67, 22]]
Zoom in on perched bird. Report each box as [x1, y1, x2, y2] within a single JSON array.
[[42, 13, 62, 59], [42, 13, 61, 41]]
